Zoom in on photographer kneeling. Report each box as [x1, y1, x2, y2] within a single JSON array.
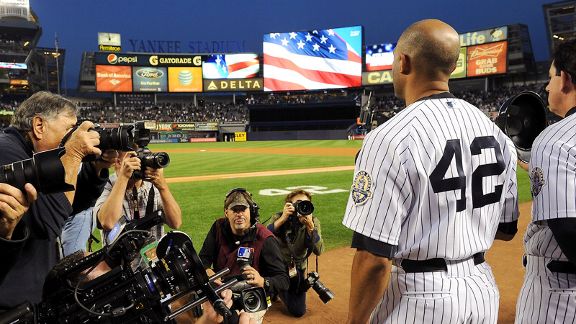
[[95, 149, 182, 254], [267, 189, 325, 317], [199, 188, 289, 324]]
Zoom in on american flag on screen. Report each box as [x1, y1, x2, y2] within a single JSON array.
[[263, 26, 362, 91], [203, 54, 260, 79], [366, 43, 396, 71]]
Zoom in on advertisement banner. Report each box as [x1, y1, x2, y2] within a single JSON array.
[[96, 65, 132, 92], [459, 26, 508, 47], [95, 53, 146, 66], [234, 132, 247, 142], [450, 47, 467, 79], [362, 70, 393, 85], [189, 138, 217, 143], [156, 123, 172, 131], [149, 55, 203, 67], [168, 67, 202, 92], [171, 122, 196, 130], [204, 78, 263, 92], [194, 122, 219, 131], [132, 66, 168, 92], [467, 41, 507, 77]]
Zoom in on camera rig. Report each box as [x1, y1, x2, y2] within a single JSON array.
[[0, 211, 258, 324]]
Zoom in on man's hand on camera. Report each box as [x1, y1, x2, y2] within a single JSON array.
[[0, 183, 37, 240], [64, 121, 101, 161], [197, 289, 255, 324], [145, 167, 168, 191], [119, 152, 141, 179], [94, 150, 118, 175], [299, 214, 315, 234], [281, 202, 295, 221], [242, 265, 264, 288]]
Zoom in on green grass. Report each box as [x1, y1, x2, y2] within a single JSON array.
[[91, 140, 533, 252]]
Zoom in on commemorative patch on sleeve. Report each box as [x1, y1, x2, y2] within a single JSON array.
[[530, 167, 545, 197], [351, 170, 373, 205]]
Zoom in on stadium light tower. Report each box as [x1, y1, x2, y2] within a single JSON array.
[[54, 33, 60, 94]]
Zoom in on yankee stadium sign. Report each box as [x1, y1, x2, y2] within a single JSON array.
[[127, 39, 248, 53]]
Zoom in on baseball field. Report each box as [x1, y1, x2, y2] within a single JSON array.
[[146, 140, 532, 323]]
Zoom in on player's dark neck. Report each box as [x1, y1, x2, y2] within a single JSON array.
[[404, 79, 450, 106]]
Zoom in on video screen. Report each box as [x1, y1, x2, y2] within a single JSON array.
[[365, 43, 395, 71], [203, 54, 260, 79], [132, 67, 168, 92], [263, 25, 363, 91], [96, 65, 132, 92], [0, 62, 27, 69]]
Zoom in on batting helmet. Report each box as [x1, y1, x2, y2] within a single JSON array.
[[495, 91, 547, 163]]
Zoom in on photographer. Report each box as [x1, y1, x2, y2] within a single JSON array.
[[199, 188, 289, 324], [60, 149, 118, 256], [0, 91, 100, 310], [267, 189, 324, 317], [94, 149, 182, 249]]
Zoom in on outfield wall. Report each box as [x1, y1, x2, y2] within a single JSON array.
[[247, 129, 347, 140]]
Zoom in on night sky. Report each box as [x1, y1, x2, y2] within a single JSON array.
[[30, 0, 556, 89]]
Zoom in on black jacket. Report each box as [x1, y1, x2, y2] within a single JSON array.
[[0, 127, 76, 309]]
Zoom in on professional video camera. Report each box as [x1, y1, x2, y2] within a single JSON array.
[[0, 147, 74, 194], [131, 121, 170, 180], [0, 211, 264, 324], [302, 271, 334, 304]]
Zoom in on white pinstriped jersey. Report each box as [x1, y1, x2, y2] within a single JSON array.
[[343, 95, 519, 261], [525, 112, 576, 260]]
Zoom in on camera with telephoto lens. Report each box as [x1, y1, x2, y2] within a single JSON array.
[[292, 200, 314, 217], [95, 124, 135, 151], [0, 211, 247, 324], [0, 147, 74, 194], [131, 122, 170, 180], [303, 271, 334, 304]]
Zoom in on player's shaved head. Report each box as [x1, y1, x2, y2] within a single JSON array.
[[396, 19, 460, 78]]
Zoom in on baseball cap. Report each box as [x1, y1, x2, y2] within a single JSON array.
[[225, 192, 250, 209]]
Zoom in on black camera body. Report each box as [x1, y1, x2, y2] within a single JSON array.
[[291, 200, 314, 217], [303, 272, 334, 304], [131, 122, 170, 180]]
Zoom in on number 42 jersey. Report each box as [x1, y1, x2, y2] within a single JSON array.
[[343, 93, 519, 261]]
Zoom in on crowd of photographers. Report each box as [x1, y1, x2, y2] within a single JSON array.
[[0, 91, 331, 324]]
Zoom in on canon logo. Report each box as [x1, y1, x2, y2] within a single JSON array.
[[137, 68, 164, 79]]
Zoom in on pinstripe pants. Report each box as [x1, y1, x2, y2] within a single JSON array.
[[515, 255, 576, 324], [370, 258, 499, 324]]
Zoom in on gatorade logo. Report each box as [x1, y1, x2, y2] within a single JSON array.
[[107, 53, 118, 64], [149, 55, 159, 66]]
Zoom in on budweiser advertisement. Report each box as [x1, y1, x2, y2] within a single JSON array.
[[466, 41, 507, 77]]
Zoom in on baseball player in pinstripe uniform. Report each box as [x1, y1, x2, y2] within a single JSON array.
[[515, 39, 576, 324], [343, 19, 519, 324]]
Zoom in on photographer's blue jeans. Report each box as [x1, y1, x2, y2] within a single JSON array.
[[60, 207, 95, 256]]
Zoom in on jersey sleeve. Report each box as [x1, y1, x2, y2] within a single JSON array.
[[342, 131, 412, 246], [500, 160, 519, 224], [531, 142, 576, 221]]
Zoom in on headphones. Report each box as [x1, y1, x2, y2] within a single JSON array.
[[225, 188, 260, 225]]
